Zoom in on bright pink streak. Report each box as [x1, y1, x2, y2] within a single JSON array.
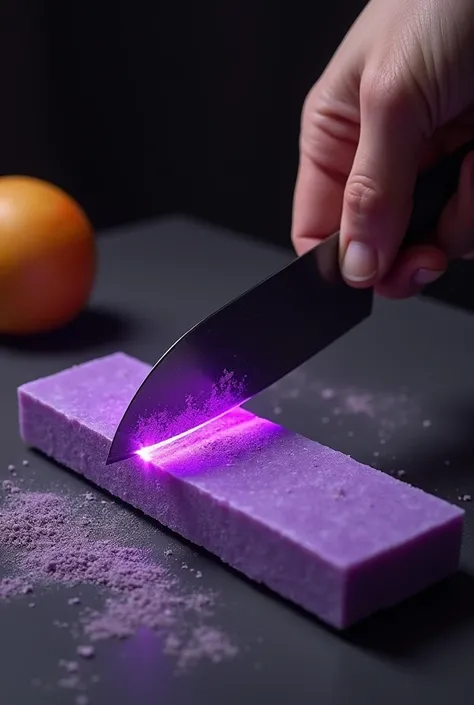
[[136, 401, 250, 461]]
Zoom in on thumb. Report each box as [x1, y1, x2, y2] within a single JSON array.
[[339, 75, 425, 287]]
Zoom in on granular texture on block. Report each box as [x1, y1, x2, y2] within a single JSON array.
[[18, 352, 465, 629]]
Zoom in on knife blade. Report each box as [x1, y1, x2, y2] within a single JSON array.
[[107, 231, 372, 463], [107, 138, 474, 464]]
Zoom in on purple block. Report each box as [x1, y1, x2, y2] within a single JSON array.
[[18, 353, 464, 629]]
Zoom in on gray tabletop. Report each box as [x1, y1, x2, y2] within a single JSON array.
[[1, 216, 473, 705]]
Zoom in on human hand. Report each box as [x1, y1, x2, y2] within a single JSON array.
[[292, 0, 474, 297]]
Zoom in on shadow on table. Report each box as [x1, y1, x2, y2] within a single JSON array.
[[346, 570, 474, 661], [0, 306, 135, 353]]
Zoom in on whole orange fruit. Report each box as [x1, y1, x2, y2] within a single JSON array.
[[0, 176, 96, 335]]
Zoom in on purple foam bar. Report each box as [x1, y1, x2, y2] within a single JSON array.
[[18, 353, 464, 629]]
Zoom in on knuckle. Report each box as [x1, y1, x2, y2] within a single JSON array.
[[360, 65, 409, 116], [344, 175, 385, 219], [300, 85, 323, 146], [299, 81, 337, 145]]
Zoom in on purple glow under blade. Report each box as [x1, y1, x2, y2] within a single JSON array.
[[135, 400, 251, 461]]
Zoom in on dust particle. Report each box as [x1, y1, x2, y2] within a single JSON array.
[[77, 645, 95, 659]]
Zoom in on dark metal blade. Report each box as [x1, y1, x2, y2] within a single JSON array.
[[106, 231, 373, 464]]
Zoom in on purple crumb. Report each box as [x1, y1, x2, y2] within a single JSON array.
[[59, 659, 79, 673], [58, 675, 81, 689], [8, 464, 15, 472], [0, 577, 33, 599], [463, 495, 472, 502], [68, 597, 81, 606], [22, 459, 29, 466], [76, 645, 95, 659], [2, 480, 20, 494], [76, 696, 89, 705]]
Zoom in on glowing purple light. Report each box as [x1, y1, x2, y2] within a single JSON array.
[[134, 405, 279, 476], [136, 402, 251, 461]]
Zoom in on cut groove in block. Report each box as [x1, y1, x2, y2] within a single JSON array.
[[18, 353, 464, 629]]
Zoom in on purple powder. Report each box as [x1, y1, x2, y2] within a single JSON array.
[[134, 369, 246, 450], [273, 374, 421, 446], [58, 675, 81, 689], [0, 491, 69, 548], [2, 479, 20, 494], [165, 626, 238, 671], [0, 577, 33, 599], [0, 484, 237, 673], [59, 659, 79, 673], [76, 696, 89, 705]]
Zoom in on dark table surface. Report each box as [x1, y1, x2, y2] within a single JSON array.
[[1, 216, 474, 705]]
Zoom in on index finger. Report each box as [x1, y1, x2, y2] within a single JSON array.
[[291, 88, 359, 255]]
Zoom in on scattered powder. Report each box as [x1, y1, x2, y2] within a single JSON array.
[[0, 577, 33, 599], [462, 495, 472, 502], [0, 482, 237, 684], [59, 659, 79, 673], [22, 459, 29, 467], [2, 479, 20, 494], [76, 696, 89, 705], [272, 372, 421, 447], [135, 369, 246, 449], [8, 464, 15, 472], [164, 549, 173, 557], [58, 675, 81, 690], [165, 626, 238, 671]]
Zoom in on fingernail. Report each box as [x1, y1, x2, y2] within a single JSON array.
[[413, 268, 444, 286], [341, 241, 377, 282]]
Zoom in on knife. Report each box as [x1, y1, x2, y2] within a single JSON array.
[[107, 138, 474, 464]]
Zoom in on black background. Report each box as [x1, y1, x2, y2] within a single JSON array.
[[0, 0, 367, 247]]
